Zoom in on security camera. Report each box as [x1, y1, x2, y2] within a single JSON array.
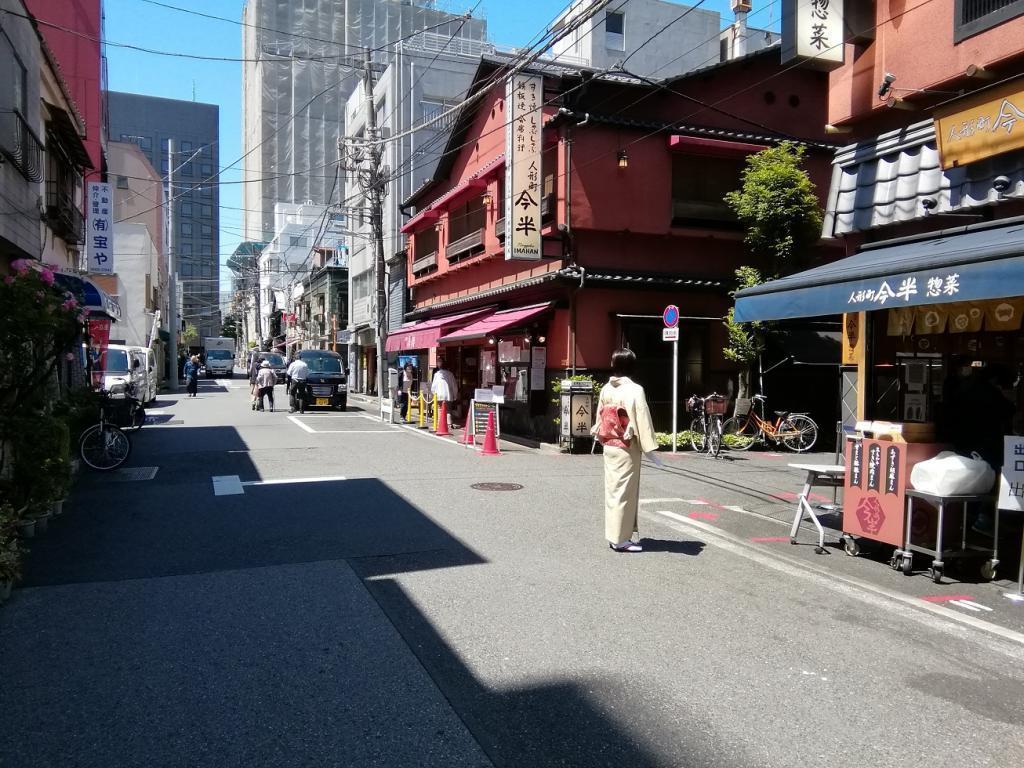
[[921, 197, 938, 211], [878, 72, 896, 98], [993, 175, 1011, 193]]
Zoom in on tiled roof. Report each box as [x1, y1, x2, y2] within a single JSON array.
[[825, 119, 1024, 237]]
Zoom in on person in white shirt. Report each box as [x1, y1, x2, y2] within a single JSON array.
[[430, 362, 458, 403], [255, 361, 277, 412], [286, 356, 310, 413]]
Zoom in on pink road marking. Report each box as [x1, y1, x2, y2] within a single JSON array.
[[750, 536, 790, 543], [808, 492, 832, 503], [693, 498, 724, 509], [771, 491, 799, 502], [921, 595, 974, 603], [688, 511, 719, 521]]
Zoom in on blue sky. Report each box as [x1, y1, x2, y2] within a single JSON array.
[[103, 0, 778, 305]]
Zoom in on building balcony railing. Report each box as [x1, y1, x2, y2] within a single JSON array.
[[495, 217, 506, 241], [0, 111, 44, 183], [412, 250, 438, 275], [446, 228, 484, 263], [45, 185, 85, 244]]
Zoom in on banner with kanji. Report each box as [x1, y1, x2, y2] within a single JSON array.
[[505, 73, 543, 261], [87, 182, 114, 274]]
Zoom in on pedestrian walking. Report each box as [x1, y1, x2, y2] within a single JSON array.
[[430, 361, 458, 425], [184, 354, 200, 398], [592, 348, 659, 552], [255, 360, 277, 412], [249, 352, 261, 386], [286, 355, 310, 412]]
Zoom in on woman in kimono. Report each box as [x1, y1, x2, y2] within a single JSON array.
[[593, 348, 659, 552]]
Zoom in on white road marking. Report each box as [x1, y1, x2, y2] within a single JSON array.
[[950, 600, 993, 612], [639, 498, 687, 504], [146, 409, 167, 416], [648, 510, 1024, 657], [242, 475, 347, 487], [1004, 593, 1024, 604], [212, 475, 244, 496], [287, 415, 316, 433], [721, 504, 751, 513]]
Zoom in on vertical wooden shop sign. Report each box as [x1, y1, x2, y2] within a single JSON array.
[[505, 73, 543, 261]]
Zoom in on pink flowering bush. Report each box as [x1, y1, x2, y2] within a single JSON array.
[[0, 262, 83, 411]]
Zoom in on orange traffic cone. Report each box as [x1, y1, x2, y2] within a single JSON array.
[[478, 411, 501, 456], [436, 400, 451, 437]]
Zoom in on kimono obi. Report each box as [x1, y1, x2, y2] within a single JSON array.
[[596, 403, 632, 449]]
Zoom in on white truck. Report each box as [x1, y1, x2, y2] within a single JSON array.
[[203, 337, 236, 378]]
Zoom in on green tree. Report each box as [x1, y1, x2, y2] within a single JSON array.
[[722, 143, 822, 401], [181, 322, 198, 348], [724, 142, 823, 276], [221, 315, 238, 339]]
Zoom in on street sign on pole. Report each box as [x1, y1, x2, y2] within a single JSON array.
[[663, 304, 680, 328], [663, 306, 681, 452]]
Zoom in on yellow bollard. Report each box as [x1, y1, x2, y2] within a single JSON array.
[[431, 393, 438, 432], [405, 392, 413, 422], [418, 392, 427, 429]]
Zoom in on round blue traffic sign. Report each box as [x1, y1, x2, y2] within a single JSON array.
[[663, 305, 679, 328]]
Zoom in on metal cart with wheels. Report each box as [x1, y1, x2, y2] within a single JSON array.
[[894, 489, 998, 583]]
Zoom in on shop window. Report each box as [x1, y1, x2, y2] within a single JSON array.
[[955, 0, 1024, 41], [447, 196, 486, 262], [606, 11, 625, 51], [670, 153, 744, 227]]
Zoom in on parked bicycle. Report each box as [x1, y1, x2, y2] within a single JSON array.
[[78, 390, 132, 471], [686, 393, 727, 458], [721, 394, 818, 453]]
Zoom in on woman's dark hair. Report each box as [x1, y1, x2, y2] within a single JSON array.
[[610, 348, 636, 377]]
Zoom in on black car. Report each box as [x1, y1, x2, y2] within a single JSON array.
[[295, 349, 347, 411], [253, 351, 288, 384]]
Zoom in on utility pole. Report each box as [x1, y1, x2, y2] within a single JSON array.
[[361, 52, 389, 398], [167, 138, 179, 392]]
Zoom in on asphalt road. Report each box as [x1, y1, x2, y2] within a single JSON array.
[[2, 374, 1023, 767]]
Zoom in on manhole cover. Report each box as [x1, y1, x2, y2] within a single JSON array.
[[105, 467, 159, 482], [470, 482, 523, 491]]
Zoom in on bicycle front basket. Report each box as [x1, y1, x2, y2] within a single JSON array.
[[705, 395, 729, 416]]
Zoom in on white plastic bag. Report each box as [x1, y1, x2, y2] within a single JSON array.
[[909, 451, 995, 496]]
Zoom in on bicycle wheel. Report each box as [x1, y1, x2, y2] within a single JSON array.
[[721, 416, 756, 451], [688, 417, 706, 452], [781, 414, 818, 453], [79, 424, 131, 470], [708, 415, 723, 458]]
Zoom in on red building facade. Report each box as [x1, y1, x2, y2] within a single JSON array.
[[396, 52, 835, 440], [25, 0, 105, 180]]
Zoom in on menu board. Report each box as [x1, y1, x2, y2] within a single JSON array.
[[471, 399, 500, 437]]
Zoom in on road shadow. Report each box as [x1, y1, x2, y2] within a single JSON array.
[[640, 538, 706, 556]]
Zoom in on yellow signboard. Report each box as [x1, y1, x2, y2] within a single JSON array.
[[935, 80, 1024, 169]]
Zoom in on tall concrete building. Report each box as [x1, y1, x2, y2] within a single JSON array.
[[240, 0, 488, 245], [107, 92, 221, 339]]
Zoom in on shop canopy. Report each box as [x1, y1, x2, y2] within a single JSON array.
[[439, 302, 552, 343], [733, 220, 1024, 323], [52, 271, 122, 321], [384, 308, 492, 352]]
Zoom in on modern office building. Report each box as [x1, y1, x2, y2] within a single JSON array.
[[240, 0, 488, 245], [107, 92, 221, 339]]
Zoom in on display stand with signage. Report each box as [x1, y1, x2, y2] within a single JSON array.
[[997, 435, 1024, 596], [470, 399, 501, 439], [559, 379, 594, 453]]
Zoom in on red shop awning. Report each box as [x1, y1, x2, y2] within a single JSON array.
[[384, 308, 492, 352], [439, 302, 552, 343]]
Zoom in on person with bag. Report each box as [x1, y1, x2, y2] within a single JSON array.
[[592, 348, 660, 552], [184, 355, 200, 398], [255, 360, 277, 412]]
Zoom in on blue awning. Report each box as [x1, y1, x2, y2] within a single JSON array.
[[734, 220, 1024, 322], [53, 272, 122, 321]]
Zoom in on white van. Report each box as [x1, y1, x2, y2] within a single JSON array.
[[95, 344, 147, 399], [129, 346, 159, 404]]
